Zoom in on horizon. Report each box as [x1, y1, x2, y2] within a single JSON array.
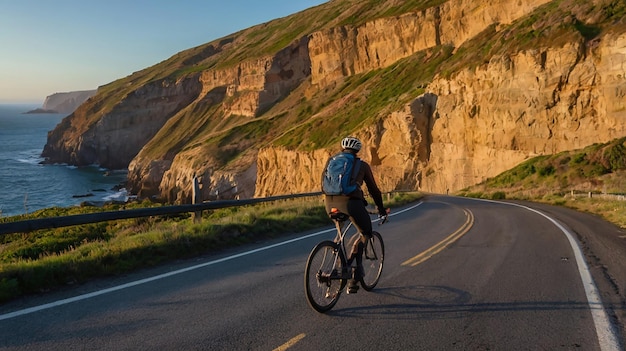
[[0, 102, 41, 106], [0, 0, 327, 105]]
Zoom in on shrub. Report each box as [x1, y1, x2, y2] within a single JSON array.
[[491, 191, 506, 200], [538, 164, 555, 177]]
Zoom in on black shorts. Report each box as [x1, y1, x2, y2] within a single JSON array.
[[324, 195, 372, 238]]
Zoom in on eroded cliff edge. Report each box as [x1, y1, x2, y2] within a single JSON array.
[[41, 0, 626, 202]]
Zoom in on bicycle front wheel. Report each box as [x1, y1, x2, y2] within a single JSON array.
[[304, 241, 347, 313], [360, 231, 384, 291]]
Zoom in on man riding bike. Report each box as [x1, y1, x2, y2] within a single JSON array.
[[323, 136, 387, 294]]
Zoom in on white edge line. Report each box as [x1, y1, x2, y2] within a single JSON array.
[[470, 198, 621, 351], [0, 201, 424, 321]]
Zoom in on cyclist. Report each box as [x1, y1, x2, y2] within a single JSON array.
[[323, 136, 388, 294]]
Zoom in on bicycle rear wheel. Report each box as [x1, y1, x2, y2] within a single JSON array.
[[304, 241, 347, 313], [360, 231, 384, 291]]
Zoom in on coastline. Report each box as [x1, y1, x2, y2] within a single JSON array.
[[0, 105, 129, 217]]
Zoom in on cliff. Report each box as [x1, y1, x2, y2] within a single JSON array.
[[42, 90, 96, 114], [41, 0, 626, 203]]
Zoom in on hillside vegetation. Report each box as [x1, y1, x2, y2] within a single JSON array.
[[459, 137, 626, 228]]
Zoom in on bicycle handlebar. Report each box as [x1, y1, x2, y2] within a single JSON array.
[[368, 207, 390, 225], [379, 213, 389, 225]]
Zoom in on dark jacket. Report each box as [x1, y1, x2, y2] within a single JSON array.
[[346, 152, 385, 212]]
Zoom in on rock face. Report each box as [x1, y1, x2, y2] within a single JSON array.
[[42, 90, 96, 114], [423, 36, 626, 193], [42, 0, 626, 202], [309, 0, 551, 87], [125, 37, 312, 201], [42, 77, 203, 169], [257, 1, 626, 196]]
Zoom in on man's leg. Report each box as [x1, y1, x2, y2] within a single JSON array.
[[346, 199, 372, 293], [346, 198, 372, 263]]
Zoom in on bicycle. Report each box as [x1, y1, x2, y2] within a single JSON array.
[[304, 207, 388, 313]]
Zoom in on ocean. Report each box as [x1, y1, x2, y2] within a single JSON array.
[[0, 104, 128, 217]]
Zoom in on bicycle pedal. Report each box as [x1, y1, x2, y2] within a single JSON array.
[[346, 280, 359, 294]]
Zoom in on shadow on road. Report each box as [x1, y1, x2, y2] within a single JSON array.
[[328, 284, 616, 320]]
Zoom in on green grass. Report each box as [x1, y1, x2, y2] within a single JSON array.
[[0, 192, 422, 303], [564, 197, 626, 229], [337, 0, 448, 27], [457, 137, 626, 228], [273, 45, 453, 150], [465, 137, 626, 192]]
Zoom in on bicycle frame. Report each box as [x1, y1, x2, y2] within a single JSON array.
[[332, 219, 356, 262], [332, 209, 387, 264]]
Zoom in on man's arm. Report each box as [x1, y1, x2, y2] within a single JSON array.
[[362, 162, 386, 215]]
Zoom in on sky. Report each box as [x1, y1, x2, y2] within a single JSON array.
[[0, 0, 327, 104]]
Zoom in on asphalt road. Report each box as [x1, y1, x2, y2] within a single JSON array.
[[0, 195, 624, 350]]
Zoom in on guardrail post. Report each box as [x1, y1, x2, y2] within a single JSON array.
[[193, 176, 202, 223]]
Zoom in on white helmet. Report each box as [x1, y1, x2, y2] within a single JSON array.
[[341, 136, 362, 151]]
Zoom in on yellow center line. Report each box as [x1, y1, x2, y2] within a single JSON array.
[[273, 333, 306, 351], [402, 208, 474, 267]]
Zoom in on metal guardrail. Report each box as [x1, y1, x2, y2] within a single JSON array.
[[0, 192, 323, 235], [564, 191, 626, 201]]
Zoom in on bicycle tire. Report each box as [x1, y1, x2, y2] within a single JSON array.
[[360, 231, 384, 291], [304, 240, 347, 313]]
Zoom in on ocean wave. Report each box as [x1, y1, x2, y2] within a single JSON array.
[[15, 149, 44, 165], [102, 188, 129, 202]]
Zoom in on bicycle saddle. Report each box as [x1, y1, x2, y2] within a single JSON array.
[[329, 207, 350, 221]]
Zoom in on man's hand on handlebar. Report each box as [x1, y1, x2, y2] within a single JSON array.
[[367, 206, 390, 224], [378, 208, 390, 225]]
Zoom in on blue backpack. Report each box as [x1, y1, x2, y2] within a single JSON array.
[[321, 152, 361, 195]]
